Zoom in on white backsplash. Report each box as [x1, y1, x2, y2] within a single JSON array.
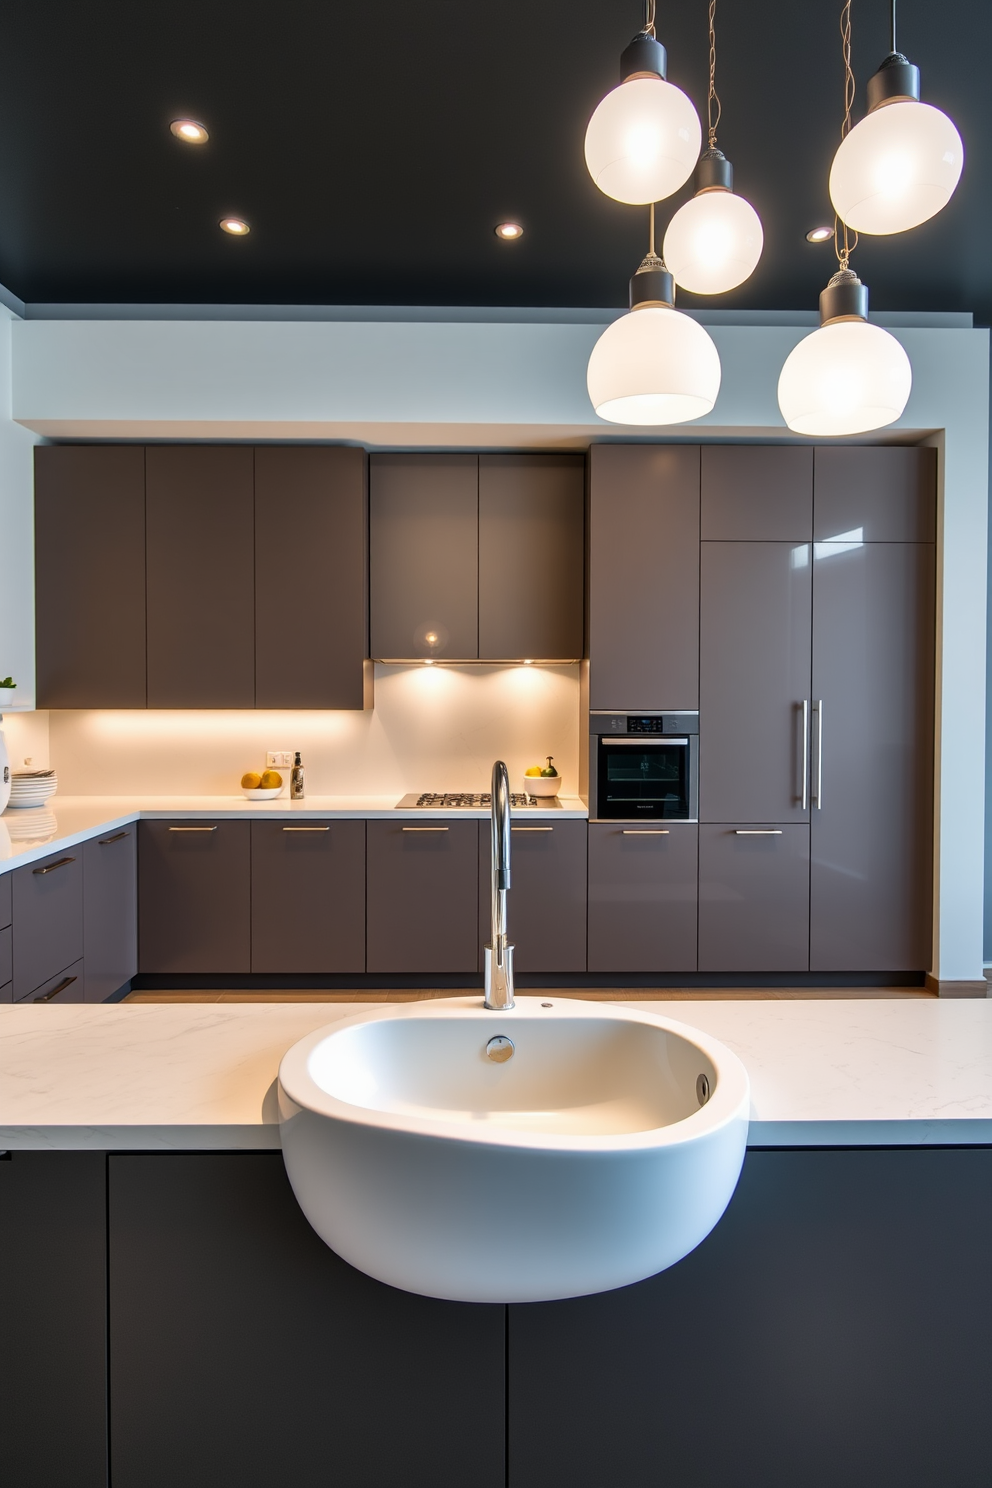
[[44, 664, 581, 797]]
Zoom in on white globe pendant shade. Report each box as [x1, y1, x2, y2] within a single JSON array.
[[663, 190, 763, 294], [777, 321, 912, 436], [829, 99, 963, 235], [587, 307, 721, 425], [585, 77, 702, 205]]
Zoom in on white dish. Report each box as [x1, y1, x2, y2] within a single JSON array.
[[523, 774, 562, 797], [242, 786, 284, 801]]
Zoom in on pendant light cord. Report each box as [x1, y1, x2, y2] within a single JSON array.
[[833, 0, 859, 270], [644, 0, 656, 38], [707, 0, 722, 150], [890, 0, 897, 54]]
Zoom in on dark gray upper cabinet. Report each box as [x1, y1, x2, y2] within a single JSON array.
[[698, 825, 811, 972], [138, 821, 251, 974], [250, 821, 366, 974], [813, 446, 937, 542], [699, 541, 812, 823], [146, 447, 255, 708], [587, 822, 697, 973], [588, 444, 700, 711], [35, 446, 147, 707], [701, 446, 813, 541], [366, 820, 479, 973], [810, 538, 935, 971], [478, 820, 587, 973], [370, 454, 479, 660], [83, 828, 137, 1002], [11, 848, 84, 1000], [254, 446, 370, 709], [478, 455, 585, 660]]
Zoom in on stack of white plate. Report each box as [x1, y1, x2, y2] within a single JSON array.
[[7, 769, 58, 809]]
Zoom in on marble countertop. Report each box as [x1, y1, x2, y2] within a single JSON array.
[[2, 997, 992, 1151], [0, 793, 589, 870]]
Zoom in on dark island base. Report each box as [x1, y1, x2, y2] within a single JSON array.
[[127, 969, 927, 993]]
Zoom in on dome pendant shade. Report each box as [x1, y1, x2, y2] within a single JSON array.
[[588, 306, 721, 426], [663, 188, 763, 294], [829, 98, 963, 235], [585, 76, 702, 205], [777, 320, 912, 436]]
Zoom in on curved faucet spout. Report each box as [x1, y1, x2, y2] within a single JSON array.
[[484, 760, 515, 1010]]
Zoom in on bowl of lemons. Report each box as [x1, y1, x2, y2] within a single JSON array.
[[241, 769, 285, 801], [524, 756, 562, 797]]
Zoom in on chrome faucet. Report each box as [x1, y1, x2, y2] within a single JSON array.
[[484, 759, 515, 1011]]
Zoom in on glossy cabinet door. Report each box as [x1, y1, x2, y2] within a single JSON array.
[[11, 848, 84, 1000], [254, 446, 370, 709], [813, 446, 937, 542], [478, 454, 585, 660], [588, 444, 700, 711], [83, 827, 138, 1002], [587, 822, 697, 973], [478, 820, 587, 973], [138, 821, 251, 974], [251, 821, 366, 974], [34, 445, 147, 707], [698, 825, 810, 972], [701, 446, 813, 541], [809, 538, 935, 971], [699, 542, 812, 823], [370, 454, 479, 660], [366, 820, 479, 973], [146, 446, 255, 707]]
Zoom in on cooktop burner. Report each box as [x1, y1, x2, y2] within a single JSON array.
[[396, 792, 562, 809]]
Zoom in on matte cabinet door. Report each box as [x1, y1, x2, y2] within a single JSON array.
[[146, 446, 255, 707], [138, 821, 251, 973], [588, 444, 700, 710], [701, 445, 813, 541], [367, 821, 478, 972], [478, 820, 587, 973], [370, 454, 479, 659], [698, 825, 810, 972], [0, 870, 10, 928], [478, 454, 585, 659], [0, 1153, 109, 1488], [699, 542, 812, 823], [34, 445, 147, 707], [810, 541, 935, 970], [587, 822, 697, 973], [814, 446, 937, 542], [11, 849, 84, 1000], [251, 821, 366, 974], [83, 827, 137, 1002], [19, 957, 86, 1004], [254, 446, 369, 709], [0, 923, 10, 993]]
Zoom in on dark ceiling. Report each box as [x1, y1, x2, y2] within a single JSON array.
[[0, 0, 987, 320]]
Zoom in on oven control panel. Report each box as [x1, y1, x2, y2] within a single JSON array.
[[590, 711, 699, 736]]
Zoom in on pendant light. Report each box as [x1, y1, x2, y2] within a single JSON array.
[[587, 206, 722, 426], [829, 0, 963, 234], [778, 6, 910, 437], [662, 0, 763, 294], [584, 0, 701, 206]]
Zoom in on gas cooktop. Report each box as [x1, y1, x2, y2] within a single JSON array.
[[396, 792, 562, 809]]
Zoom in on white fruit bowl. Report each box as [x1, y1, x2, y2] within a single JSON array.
[[242, 785, 284, 801], [524, 774, 562, 797]]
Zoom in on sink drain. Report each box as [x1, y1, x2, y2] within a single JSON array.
[[486, 1036, 515, 1063], [696, 1073, 711, 1106]]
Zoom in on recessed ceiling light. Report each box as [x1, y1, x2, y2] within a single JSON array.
[[806, 226, 834, 243], [219, 217, 250, 236], [494, 222, 524, 241], [170, 119, 209, 144]]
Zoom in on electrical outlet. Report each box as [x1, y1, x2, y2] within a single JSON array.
[[266, 751, 294, 769]]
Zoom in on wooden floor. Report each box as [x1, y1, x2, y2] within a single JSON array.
[[125, 986, 938, 1003]]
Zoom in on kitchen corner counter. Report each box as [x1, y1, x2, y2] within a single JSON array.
[[0, 793, 590, 872], [2, 998, 992, 1152]]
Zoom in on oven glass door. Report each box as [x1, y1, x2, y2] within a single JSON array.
[[597, 737, 690, 819]]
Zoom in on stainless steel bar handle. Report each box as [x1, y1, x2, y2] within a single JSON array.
[[734, 830, 783, 836], [32, 856, 76, 875], [621, 829, 670, 835], [282, 826, 330, 832], [511, 826, 553, 833], [168, 826, 218, 832], [401, 826, 449, 832], [812, 699, 824, 809], [801, 699, 809, 812], [99, 831, 130, 845], [34, 975, 77, 1002]]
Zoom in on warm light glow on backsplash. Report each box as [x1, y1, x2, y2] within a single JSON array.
[[45, 664, 581, 797]]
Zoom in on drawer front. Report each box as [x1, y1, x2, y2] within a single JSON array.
[[0, 981, 11, 1004], [12, 851, 84, 1000], [17, 958, 86, 1004], [587, 821, 698, 974], [138, 821, 250, 974], [0, 923, 10, 988], [0, 871, 10, 930]]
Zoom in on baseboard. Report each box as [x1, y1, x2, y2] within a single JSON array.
[[130, 970, 927, 992], [925, 973, 988, 999]]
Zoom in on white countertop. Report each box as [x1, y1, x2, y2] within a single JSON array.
[[2, 997, 992, 1151], [0, 793, 589, 870]]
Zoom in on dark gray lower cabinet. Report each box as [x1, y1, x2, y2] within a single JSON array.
[[22, 957, 85, 1003], [138, 821, 251, 973], [698, 824, 810, 972], [0, 922, 11, 998], [83, 827, 137, 1001], [11, 848, 83, 1000], [367, 820, 478, 973], [479, 820, 587, 973], [251, 821, 366, 973], [587, 822, 697, 973], [108, 1153, 504, 1488]]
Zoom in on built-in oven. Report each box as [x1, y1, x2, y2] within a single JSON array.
[[589, 712, 699, 821]]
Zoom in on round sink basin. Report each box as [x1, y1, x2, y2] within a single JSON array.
[[278, 997, 749, 1303]]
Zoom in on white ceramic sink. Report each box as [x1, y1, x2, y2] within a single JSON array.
[[278, 996, 749, 1303]]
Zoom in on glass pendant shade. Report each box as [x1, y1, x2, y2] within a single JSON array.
[[663, 189, 763, 294], [587, 307, 721, 425], [829, 99, 963, 234], [584, 77, 702, 204], [777, 321, 911, 436]]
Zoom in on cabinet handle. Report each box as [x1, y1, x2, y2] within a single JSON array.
[[168, 826, 218, 832], [812, 699, 824, 809], [98, 830, 130, 845], [401, 826, 450, 832], [282, 826, 330, 832], [734, 830, 783, 836], [32, 856, 75, 875], [511, 826, 553, 833], [34, 975, 77, 1003], [621, 829, 670, 835], [801, 699, 809, 812]]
